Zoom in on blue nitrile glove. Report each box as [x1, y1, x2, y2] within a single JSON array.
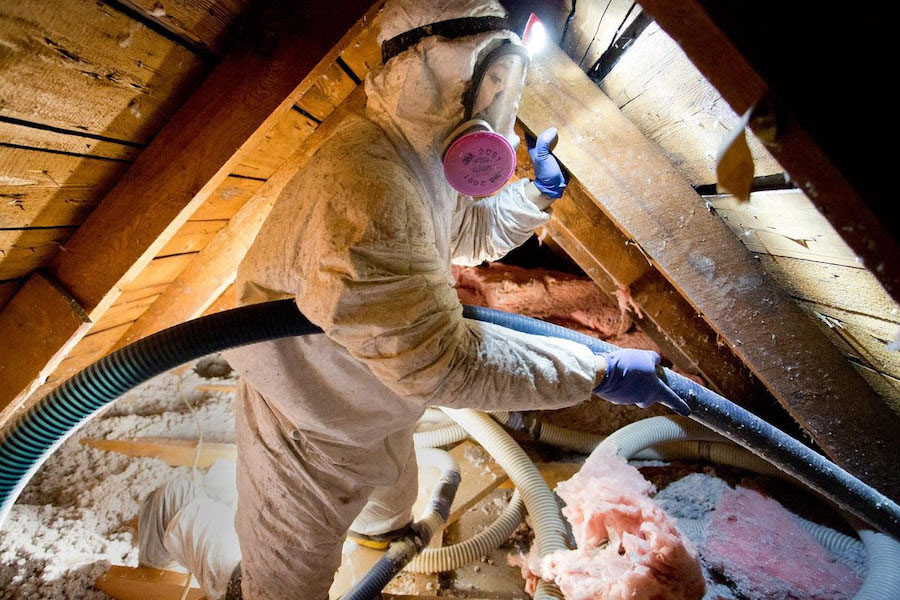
[[594, 349, 692, 416], [527, 127, 567, 199]]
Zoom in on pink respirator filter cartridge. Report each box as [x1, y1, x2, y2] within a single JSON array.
[[443, 130, 516, 196]]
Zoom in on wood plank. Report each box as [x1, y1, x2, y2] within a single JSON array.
[[599, 22, 782, 186], [0, 227, 73, 280], [196, 384, 237, 393], [829, 321, 900, 381], [112, 87, 367, 350], [637, 0, 900, 302], [0, 278, 20, 311], [513, 127, 782, 422], [0, 0, 207, 143], [200, 284, 237, 315], [121, 254, 197, 292], [338, 8, 383, 77], [0, 273, 89, 417], [48, 0, 378, 312], [756, 255, 899, 340], [80, 437, 237, 468], [0, 0, 379, 419], [90, 294, 160, 335], [119, 0, 252, 56], [446, 441, 508, 525], [709, 190, 860, 267], [853, 364, 900, 415], [577, 0, 634, 71], [0, 120, 142, 161], [157, 220, 227, 257], [0, 146, 127, 228], [518, 43, 900, 499], [232, 106, 319, 179], [562, 0, 616, 68], [191, 176, 264, 221], [116, 283, 174, 306], [96, 566, 200, 600], [291, 63, 358, 122]]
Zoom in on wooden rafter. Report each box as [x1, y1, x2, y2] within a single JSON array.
[[0, 0, 377, 418], [636, 0, 900, 303], [518, 43, 900, 499], [111, 87, 367, 351]]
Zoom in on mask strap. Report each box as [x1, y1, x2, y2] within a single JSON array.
[[381, 16, 510, 64]]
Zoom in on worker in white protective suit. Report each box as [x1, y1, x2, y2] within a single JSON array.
[[137, 1, 688, 598]]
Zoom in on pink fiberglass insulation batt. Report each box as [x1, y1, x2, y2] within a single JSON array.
[[511, 444, 706, 600], [702, 486, 861, 599]]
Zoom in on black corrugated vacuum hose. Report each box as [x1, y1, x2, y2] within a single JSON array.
[[2, 300, 898, 547]]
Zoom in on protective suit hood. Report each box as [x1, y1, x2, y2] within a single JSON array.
[[365, 0, 523, 201]]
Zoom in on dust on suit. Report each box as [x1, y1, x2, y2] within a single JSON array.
[[220, 2, 600, 598]]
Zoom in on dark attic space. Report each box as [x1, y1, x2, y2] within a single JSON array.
[[1, 0, 899, 599]]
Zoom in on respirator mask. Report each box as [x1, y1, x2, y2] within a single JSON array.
[[382, 17, 530, 196]]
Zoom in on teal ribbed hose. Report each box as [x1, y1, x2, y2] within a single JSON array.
[[2, 301, 899, 543]]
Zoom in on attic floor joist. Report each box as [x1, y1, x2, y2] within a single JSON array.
[[0, 0, 376, 418], [518, 44, 900, 500], [636, 0, 900, 303]]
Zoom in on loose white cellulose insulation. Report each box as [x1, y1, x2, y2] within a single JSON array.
[[0, 357, 236, 599], [511, 443, 707, 600]]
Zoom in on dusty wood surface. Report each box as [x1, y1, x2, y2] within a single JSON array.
[[0, 0, 378, 422], [709, 190, 860, 267], [562, 0, 633, 70], [119, 0, 252, 56], [599, 22, 782, 186], [518, 43, 900, 499], [513, 126, 782, 424], [191, 177, 265, 222], [709, 190, 900, 408], [0, 0, 207, 143], [0, 145, 127, 229], [96, 566, 201, 600], [0, 280, 19, 311], [638, 0, 900, 303], [81, 437, 237, 469], [157, 220, 228, 258], [0, 273, 89, 418], [758, 255, 899, 341], [0, 119, 141, 161], [112, 86, 367, 350], [0, 227, 74, 280]]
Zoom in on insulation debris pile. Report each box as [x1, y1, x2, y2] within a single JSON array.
[[512, 444, 706, 600], [702, 486, 861, 599]]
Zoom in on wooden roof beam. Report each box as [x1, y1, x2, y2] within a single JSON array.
[[0, 0, 377, 416], [636, 0, 900, 303], [518, 43, 900, 500]]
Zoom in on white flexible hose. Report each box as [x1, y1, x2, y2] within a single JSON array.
[[421, 408, 454, 425], [414, 448, 460, 540], [413, 424, 469, 448], [442, 408, 567, 600], [406, 489, 525, 573]]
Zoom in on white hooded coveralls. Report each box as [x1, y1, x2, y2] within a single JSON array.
[[222, 1, 599, 598]]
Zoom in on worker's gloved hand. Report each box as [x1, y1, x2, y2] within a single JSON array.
[[527, 127, 567, 199], [594, 349, 691, 416]]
